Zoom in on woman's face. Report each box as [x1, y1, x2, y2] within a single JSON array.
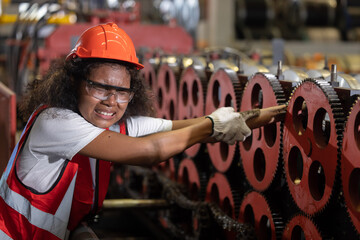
[[78, 63, 131, 128]]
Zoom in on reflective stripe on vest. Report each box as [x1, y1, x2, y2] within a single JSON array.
[[0, 173, 76, 239], [0, 106, 78, 239], [0, 229, 13, 240]]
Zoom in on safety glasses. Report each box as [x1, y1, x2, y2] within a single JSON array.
[[84, 79, 134, 103]]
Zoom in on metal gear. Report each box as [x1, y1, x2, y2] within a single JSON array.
[[204, 68, 243, 173], [205, 172, 241, 219], [178, 65, 209, 158], [177, 158, 209, 234], [238, 190, 284, 240], [155, 157, 177, 181], [156, 60, 182, 120], [141, 60, 160, 114], [283, 78, 344, 215], [341, 95, 360, 234], [205, 172, 242, 239], [239, 72, 286, 191], [177, 158, 203, 201], [282, 214, 323, 239]]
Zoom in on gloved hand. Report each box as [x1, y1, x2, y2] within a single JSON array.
[[206, 107, 259, 145]]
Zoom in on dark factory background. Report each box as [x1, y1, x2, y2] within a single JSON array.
[[1, 0, 360, 239]]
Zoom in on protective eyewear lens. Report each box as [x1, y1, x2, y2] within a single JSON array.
[[85, 79, 134, 103]]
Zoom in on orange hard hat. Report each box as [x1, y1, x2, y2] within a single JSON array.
[[66, 22, 144, 69]]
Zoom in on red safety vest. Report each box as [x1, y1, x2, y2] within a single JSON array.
[[0, 106, 126, 239]]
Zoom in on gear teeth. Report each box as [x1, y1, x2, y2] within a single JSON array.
[[283, 213, 326, 239], [283, 78, 345, 216], [240, 72, 286, 192], [240, 190, 285, 239], [198, 171, 209, 202], [340, 95, 360, 236]]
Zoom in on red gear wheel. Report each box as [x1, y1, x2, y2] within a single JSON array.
[[283, 79, 344, 215], [341, 96, 360, 234], [205, 172, 238, 219], [238, 191, 283, 240], [177, 158, 202, 201], [205, 172, 240, 239], [141, 60, 159, 113], [155, 158, 176, 181], [282, 214, 323, 239], [239, 73, 286, 191], [205, 68, 242, 172], [156, 62, 180, 120], [177, 158, 204, 232], [141, 60, 158, 92], [178, 66, 208, 158]]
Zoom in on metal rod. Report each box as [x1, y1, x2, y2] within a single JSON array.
[[277, 60, 284, 80], [330, 64, 337, 83], [102, 199, 169, 209]]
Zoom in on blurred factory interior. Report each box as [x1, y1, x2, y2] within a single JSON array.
[[1, 0, 360, 239]]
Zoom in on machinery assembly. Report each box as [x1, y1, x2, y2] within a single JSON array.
[[1, 0, 360, 239], [131, 52, 360, 239]]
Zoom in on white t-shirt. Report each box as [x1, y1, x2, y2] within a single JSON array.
[[16, 108, 172, 193]]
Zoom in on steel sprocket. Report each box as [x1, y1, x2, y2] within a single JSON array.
[[283, 78, 344, 216]]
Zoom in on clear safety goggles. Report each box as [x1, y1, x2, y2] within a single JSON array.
[[84, 79, 134, 103]]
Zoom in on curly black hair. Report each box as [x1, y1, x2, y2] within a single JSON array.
[[19, 58, 156, 122]]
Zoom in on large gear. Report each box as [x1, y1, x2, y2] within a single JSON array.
[[341, 95, 360, 234], [141, 60, 160, 114], [204, 68, 243, 173], [177, 158, 208, 234], [239, 72, 286, 191], [205, 172, 242, 239], [238, 190, 284, 240], [283, 78, 344, 215], [178, 65, 209, 158], [177, 158, 205, 201], [155, 157, 177, 181], [156, 60, 182, 120], [205, 172, 241, 219], [282, 214, 323, 239]]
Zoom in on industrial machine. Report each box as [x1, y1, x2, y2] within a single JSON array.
[[126, 52, 360, 239], [1, 0, 360, 239]]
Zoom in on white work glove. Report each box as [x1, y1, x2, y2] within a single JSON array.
[[206, 107, 258, 145]]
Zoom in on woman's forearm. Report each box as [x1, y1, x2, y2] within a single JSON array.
[[145, 118, 213, 162], [171, 116, 208, 130], [79, 118, 213, 165]]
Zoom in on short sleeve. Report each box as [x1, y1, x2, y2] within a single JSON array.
[[126, 116, 172, 137], [28, 108, 105, 160]]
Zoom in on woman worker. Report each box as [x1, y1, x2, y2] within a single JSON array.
[[0, 22, 261, 239]]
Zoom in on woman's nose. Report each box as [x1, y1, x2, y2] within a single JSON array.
[[102, 92, 117, 105]]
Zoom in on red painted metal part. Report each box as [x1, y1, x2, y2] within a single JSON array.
[[177, 158, 201, 200], [155, 158, 176, 181], [283, 80, 339, 215], [238, 191, 278, 240], [178, 66, 208, 158], [141, 61, 159, 114], [141, 61, 158, 94], [341, 97, 360, 233], [205, 68, 241, 172], [205, 172, 236, 219], [0, 82, 16, 177], [205, 172, 235, 219], [239, 73, 283, 191], [177, 158, 202, 233], [37, 23, 193, 75], [155, 63, 179, 120], [205, 172, 237, 239], [282, 214, 322, 239]]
